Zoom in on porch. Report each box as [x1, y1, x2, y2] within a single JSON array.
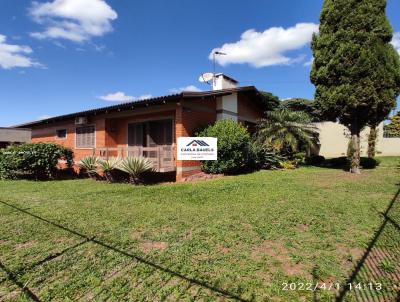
[[95, 117, 176, 172], [93, 145, 175, 172]]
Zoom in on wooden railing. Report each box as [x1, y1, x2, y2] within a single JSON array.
[[94, 145, 175, 172]]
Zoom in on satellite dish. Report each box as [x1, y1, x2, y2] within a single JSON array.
[[199, 72, 214, 84]]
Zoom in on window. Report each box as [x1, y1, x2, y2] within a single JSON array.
[[76, 126, 95, 148], [56, 129, 67, 139], [127, 120, 173, 147]]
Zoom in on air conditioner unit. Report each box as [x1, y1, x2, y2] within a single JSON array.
[[75, 116, 88, 125]]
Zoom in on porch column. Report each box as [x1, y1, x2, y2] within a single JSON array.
[[175, 105, 185, 181], [175, 104, 203, 181]]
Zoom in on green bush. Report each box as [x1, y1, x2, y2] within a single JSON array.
[[360, 157, 381, 169], [292, 152, 307, 165], [280, 160, 298, 170], [248, 143, 283, 170], [305, 155, 326, 166], [196, 120, 251, 174], [324, 156, 349, 168], [321, 156, 380, 169], [0, 143, 73, 180]]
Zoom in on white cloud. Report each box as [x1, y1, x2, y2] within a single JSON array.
[[169, 85, 202, 93], [0, 34, 42, 69], [210, 23, 319, 68], [98, 92, 152, 102], [92, 43, 105, 52], [53, 41, 66, 49], [29, 0, 118, 42], [391, 32, 400, 54]]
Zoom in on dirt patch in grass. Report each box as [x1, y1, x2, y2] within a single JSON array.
[[217, 245, 231, 255], [336, 243, 364, 265], [282, 262, 304, 277], [183, 229, 193, 240], [252, 240, 306, 276], [305, 171, 368, 188], [139, 240, 169, 254], [296, 224, 310, 232], [130, 231, 144, 241], [15, 240, 36, 250], [1, 290, 21, 301]]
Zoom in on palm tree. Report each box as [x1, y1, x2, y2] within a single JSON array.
[[118, 156, 153, 185], [255, 109, 318, 154]]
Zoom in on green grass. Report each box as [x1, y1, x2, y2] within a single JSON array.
[[0, 157, 399, 301]]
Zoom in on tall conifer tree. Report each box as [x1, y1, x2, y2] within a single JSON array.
[[311, 0, 400, 173]]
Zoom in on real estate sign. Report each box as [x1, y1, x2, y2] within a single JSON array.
[[177, 137, 217, 160]]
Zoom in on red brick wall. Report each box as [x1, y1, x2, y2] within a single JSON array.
[[31, 117, 107, 160], [176, 98, 217, 180]]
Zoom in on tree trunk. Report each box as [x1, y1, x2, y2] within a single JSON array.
[[367, 125, 377, 158], [349, 127, 361, 174]]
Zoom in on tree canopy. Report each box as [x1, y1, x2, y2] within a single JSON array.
[[259, 91, 280, 112], [280, 98, 314, 114], [384, 113, 400, 136], [311, 0, 400, 173]]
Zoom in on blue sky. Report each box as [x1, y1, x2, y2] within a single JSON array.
[[0, 0, 399, 126]]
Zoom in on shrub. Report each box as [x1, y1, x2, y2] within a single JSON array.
[[118, 156, 154, 184], [78, 156, 100, 179], [196, 120, 251, 174], [98, 157, 121, 182], [320, 156, 380, 170], [324, 156, 349, 168], [305, 155, 326, 166], [360, 157, 381, 169], [292, 152, 307, 165], [0, 143, 73, 180], [280, 160, 298, 170], [248, 143, 283, 170]]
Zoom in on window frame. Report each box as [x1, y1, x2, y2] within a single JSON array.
[[55, 129, 67, 140], [75, 125, 96, 149]]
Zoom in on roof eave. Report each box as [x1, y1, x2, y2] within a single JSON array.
[[14, 86, 260, 128]]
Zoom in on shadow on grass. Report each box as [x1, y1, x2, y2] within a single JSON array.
[[0, 200, 250, 302], [335, 186, 400, 302], [306, 157, 381, 171], [0, 261, 40, 301]]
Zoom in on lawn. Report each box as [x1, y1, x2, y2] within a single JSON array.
[[0, 157, 399, 301]]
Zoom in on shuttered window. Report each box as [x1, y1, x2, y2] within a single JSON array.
[[76, 126, 95, 148]]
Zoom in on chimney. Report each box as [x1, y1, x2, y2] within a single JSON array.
[[213, 73, 238, 90]]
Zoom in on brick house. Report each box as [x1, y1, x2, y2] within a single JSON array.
[[16, 75, 265, 181]]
